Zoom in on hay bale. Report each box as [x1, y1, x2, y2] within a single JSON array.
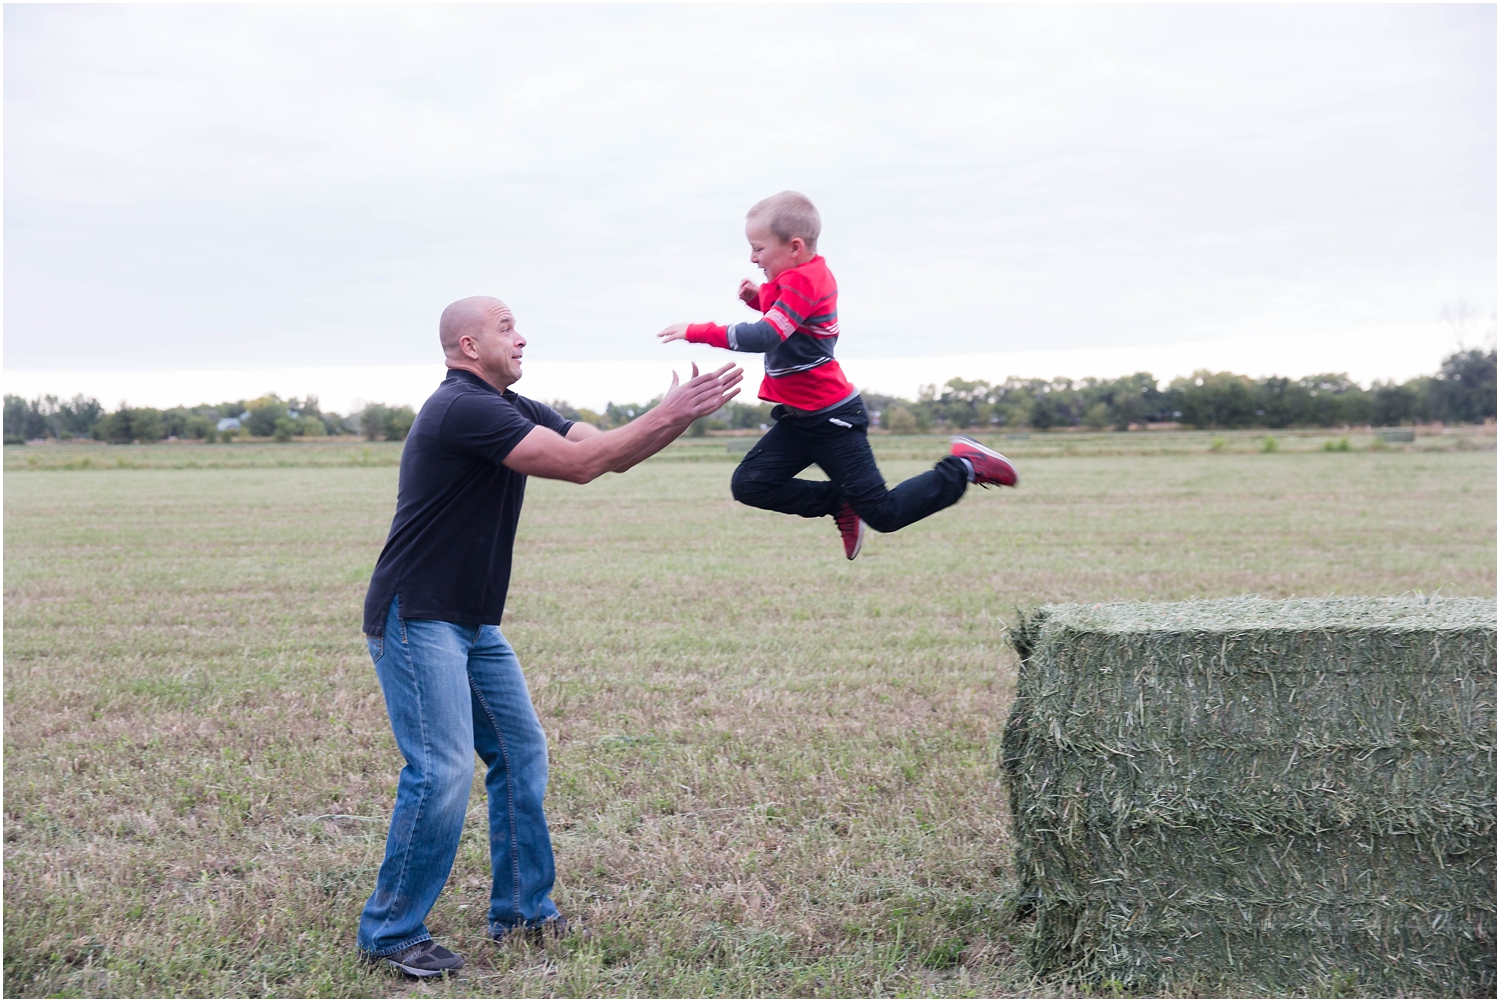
[[1002, 596, 1496, 996]]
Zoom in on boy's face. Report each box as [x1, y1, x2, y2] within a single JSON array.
[[746, 218, 811, 281]]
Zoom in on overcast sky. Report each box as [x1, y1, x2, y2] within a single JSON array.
[[4, 4, 1495, 409]]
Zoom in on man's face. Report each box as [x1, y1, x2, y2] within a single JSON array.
[[746, 218, 804, 281], [466, 305, 526, 387]]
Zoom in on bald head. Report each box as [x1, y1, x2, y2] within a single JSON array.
[[438, 295, 527, 392], [439, 296, 512, 360]]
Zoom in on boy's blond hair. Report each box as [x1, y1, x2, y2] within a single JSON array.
[[747, 191, 820, 252]]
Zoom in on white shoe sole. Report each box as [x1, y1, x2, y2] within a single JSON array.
[[387, 958, 460, 977], [847, 518, 867, 560], [951, 435, 1019, 487]]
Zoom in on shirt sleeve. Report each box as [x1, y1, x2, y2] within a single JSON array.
[[685, 276, 797, 354], [744, 281, 772, 312], [684, 322, 731, 349], [517, 397, 576, 439], [439, 391, 537, 466], [761, 270, 816, 339], [685, 320, 783, 353], [725, 319, 783, 352]]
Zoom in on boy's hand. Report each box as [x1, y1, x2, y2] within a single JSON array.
[[738, 279, 760, 306], [657, 323, 690, 343]]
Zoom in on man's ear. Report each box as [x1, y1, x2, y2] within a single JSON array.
[[460, 334, 480, 359]]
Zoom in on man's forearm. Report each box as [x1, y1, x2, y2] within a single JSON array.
[[509, 408, 692, 483], [607, 413, 693, 473], [571, 409, 691, 481], [505, 364, 741, 483]]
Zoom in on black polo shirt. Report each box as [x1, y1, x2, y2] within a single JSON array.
[[362, 368, 573, 636]]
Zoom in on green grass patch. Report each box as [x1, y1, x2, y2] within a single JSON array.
[[3, 441, 1495, 996], [1004, 597, 1496, 996]]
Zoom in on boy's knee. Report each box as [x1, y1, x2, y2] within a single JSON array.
[[731, 464, 766, 505]]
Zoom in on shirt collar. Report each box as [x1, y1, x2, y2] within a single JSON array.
[[446, 367, 516, 399]]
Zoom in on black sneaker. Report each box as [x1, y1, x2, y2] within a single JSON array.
[[362, 940, 464, 977], [493, 915, 578, 945]]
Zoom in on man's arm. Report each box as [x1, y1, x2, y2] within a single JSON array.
[[565, 423, 601, 442], [566, 422, 637, 473], [502, 363, 742, 483]]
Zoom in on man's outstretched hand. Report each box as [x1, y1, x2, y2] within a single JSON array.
[[657, 362, 743, 425], [503, 362, 743, 482]]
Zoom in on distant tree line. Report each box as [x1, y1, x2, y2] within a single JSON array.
[[6, 349, 1493, 445], [557, 348, 1496, 435], [546, 398, 778, 436], [3, 393, 416, 445], [851, 349, 1496, 434]]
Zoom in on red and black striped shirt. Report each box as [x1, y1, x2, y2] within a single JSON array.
[[684, 255, 855, 411]]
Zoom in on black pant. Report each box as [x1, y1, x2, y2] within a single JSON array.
[[730, 396, 969, 533]]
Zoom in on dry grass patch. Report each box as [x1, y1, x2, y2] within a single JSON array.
[[4, 444, 1495, 996]]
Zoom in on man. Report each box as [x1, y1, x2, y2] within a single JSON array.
[[357, 296, 742, 977]]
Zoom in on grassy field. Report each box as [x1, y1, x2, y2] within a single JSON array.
[[4, 424, 1492, 471], [4, 432, 1495, 998]]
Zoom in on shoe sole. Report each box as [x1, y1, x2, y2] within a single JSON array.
[[386, 958, 462, 978], [492, 919, 576, 945], [951, 435, 1019, 487], [847, 518, 866, 560]]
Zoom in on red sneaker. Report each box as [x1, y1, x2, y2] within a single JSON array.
[[950, 436, 1019, 487], [834, 502, 867, 560]]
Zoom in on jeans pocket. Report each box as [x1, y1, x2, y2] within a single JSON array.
[[366, 635, 385, 663], [838, 401, 870, 430], [812, 414, 866, 438]]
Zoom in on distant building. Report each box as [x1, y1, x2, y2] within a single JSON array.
[[216, 418, 242, 431]]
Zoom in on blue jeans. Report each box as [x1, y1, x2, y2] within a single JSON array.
[[357, 598, 559, 955]]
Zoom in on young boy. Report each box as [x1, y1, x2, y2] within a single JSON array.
[[658, 191, 1016, 559]]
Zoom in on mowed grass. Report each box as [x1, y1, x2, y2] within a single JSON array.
[[4, 437, 1495, 998]]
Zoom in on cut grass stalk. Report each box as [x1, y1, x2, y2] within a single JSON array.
[[1003, 596, 1498, 997]]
